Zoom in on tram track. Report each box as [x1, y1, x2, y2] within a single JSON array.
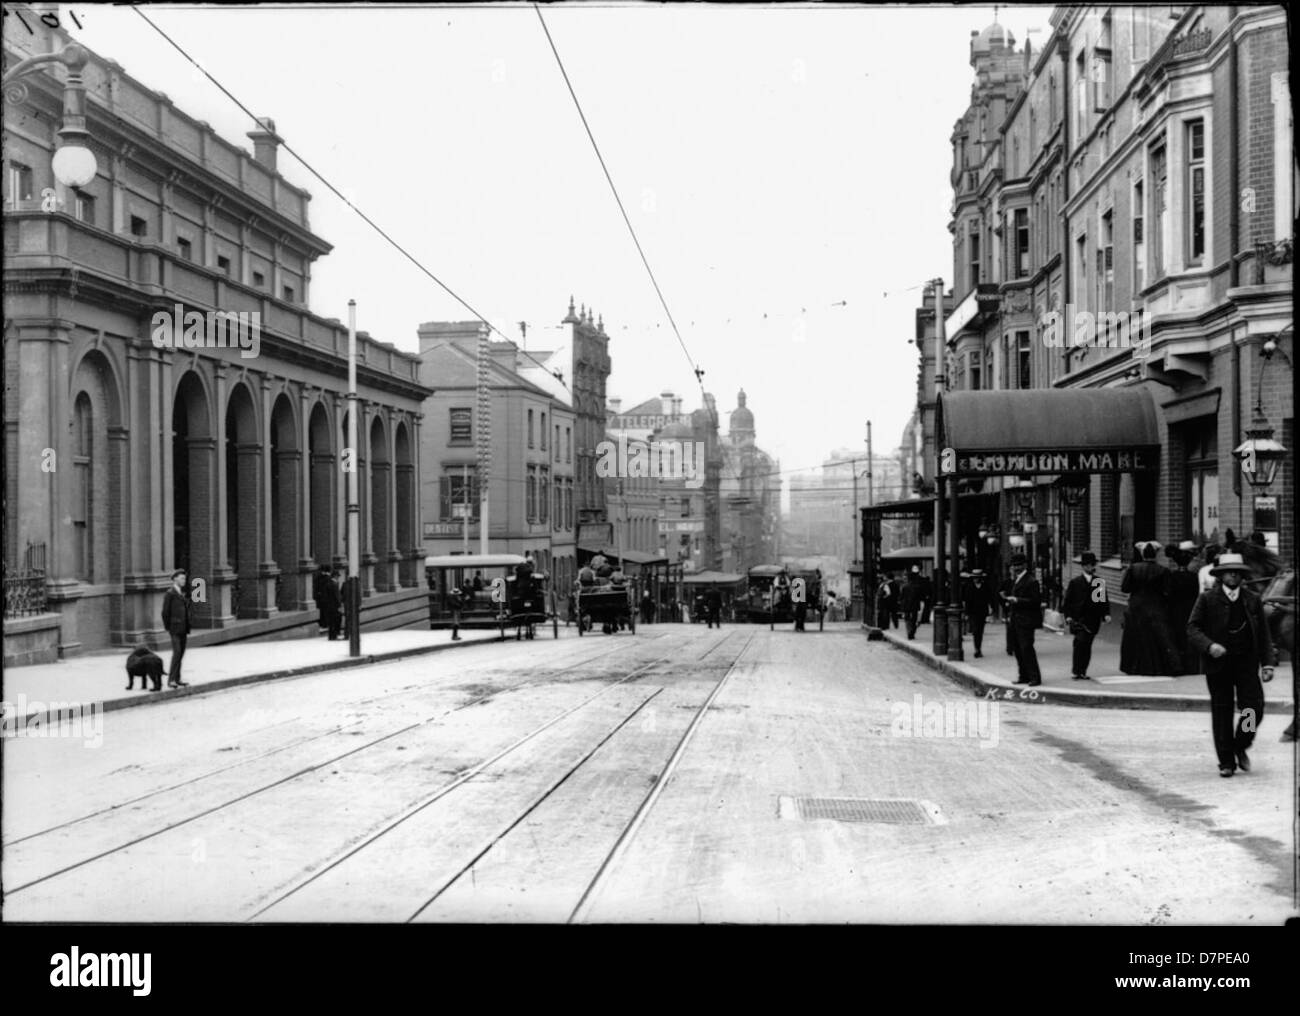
[[385, 630, 755, 924], [2, 634, 673, 896]]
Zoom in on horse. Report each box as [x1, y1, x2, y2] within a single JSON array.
[[1256, 569, 1296, 741]]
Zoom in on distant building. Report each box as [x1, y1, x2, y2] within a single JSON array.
[[416, 323, 576, 588], [718, 390, 781, 572]]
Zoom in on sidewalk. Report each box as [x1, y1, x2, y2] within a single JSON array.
[[878, 615, 1295, 713], [1, 627, 510, 726]]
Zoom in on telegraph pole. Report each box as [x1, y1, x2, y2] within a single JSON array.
[[346, 300, 361, 658], [931, 279, 948, 657]]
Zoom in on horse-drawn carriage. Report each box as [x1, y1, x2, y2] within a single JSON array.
[[573, 581, 636, 635]]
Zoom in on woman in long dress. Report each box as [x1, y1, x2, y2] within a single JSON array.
[[1120, 543, 1182, 675]]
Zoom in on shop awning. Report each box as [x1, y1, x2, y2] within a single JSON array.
[[936, 388, 1159, 477], [576, 544, 669, 566], [882, 545, 937, 561], [682, 571, 746, 585]]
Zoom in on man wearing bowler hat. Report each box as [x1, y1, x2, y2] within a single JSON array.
[[962, 568, 993, 658], [1062, 551, 1111, 680], [1001, 553, 1042, 685], [161, 568, 192, 688], [1187, 553, 1276, 777]]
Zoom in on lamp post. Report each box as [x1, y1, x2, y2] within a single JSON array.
[[1234, 329, 1291, 542], [3, 43, 98, 189]]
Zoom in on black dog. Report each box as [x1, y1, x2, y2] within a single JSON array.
[[124, 646, 165, 692]]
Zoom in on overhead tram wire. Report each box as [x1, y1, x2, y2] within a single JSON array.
[[132, 6, 569, 391], [533, 3, 707, 404]]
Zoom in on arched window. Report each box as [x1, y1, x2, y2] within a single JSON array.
[[72, 392, 93, 580]]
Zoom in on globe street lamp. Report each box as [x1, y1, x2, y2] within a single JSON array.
[[3, 43, 98, 189]]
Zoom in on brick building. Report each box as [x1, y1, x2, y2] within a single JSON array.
[[3, 22, 428, 662], [915, 5, 1292, 601], [416, 323, 577, 588]]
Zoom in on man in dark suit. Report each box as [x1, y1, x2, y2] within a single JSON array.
[[161, 568, 192, 687], [705, 584, 723, 629], [963, 568, 994, 658], [1062, 551, 1111, 680], [1001, 553, 1042, 685], [313, 564, 331, 635], [900, 566, 925, 640], [322, 566, 343, 640], [1187, 552, 1277, 777]]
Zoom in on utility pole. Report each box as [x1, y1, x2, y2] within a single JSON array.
[[346, 300, 361, 658], [931, 278, 948, 657]]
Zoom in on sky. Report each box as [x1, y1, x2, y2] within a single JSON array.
[[45, 1, 1055, 485]]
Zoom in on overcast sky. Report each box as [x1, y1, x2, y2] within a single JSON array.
[[63, 1, 1054, 483]]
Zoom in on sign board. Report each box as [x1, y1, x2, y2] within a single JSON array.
[[949, 447, 1159, 477], [1253, 495, 1278, 531], [424, 522, 469, 538], [660, 520, 705, 534]]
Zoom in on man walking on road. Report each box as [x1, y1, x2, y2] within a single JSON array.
[[963, 568, 993, 658], [705, 583, 723, 629], [1062, 551, 1110, 680], [161, 568, 192, 688], [1002, 553, 1042, 686], [1187, 553, 1277, 777]]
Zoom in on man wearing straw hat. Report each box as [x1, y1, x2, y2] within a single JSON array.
[[1187, 552, 1277, 778]]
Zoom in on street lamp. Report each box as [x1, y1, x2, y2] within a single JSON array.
[[3, 43, 98, 189], [1013, 477, 1038, 513], [1233, 329, 1292, 490], [1234, 420, 1287, 489]]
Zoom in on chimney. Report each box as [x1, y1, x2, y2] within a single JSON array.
[[609, 398, 622, 414], [672, 397, 682, 416], [661, 389, 673, 414], [247, 117, 280, 172]]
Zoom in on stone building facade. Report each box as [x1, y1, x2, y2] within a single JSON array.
[[3, 22, 427, 659]]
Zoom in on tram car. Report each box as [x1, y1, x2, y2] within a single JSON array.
[[424, 553, 558, 639], [573, 580, 637, 635]]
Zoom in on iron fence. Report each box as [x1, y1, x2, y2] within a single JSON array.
[[3, 541, 49, 618]]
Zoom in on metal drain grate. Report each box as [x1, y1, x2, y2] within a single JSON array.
[[778, 796, 945, 825]]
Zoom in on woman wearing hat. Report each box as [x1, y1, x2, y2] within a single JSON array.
[[1120, 542, 1181, 676], [1187, 553, 1277, 777], [1167, 541, 1202, 673]]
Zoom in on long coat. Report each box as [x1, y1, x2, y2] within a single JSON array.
[[1187, 584, 1277, 675], [1063, 573, 1109, 633], [161, 587, 191, 636], [1120, 561, 1180, 675]]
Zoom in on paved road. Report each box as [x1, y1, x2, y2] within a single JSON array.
[[3, 624, 1294, 923]]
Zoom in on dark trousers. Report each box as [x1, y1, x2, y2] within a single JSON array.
[[1206, 658, 1264, 769], [707, 608, 721, 629], [328, 607, 342, 640], [904, 609, 919, 639], [920, 602, 932, 625], [968, 615, 986, 654], [168, 633, 188, 684], [1071, 624, 1098, 676], [317, 605, 330, 632], [795, 604, 808, 631], [1007, 619, 1041, 683]]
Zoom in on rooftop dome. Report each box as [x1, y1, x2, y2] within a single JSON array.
[[729, 389, 754, 436], [970, 21, 1015, 60]]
